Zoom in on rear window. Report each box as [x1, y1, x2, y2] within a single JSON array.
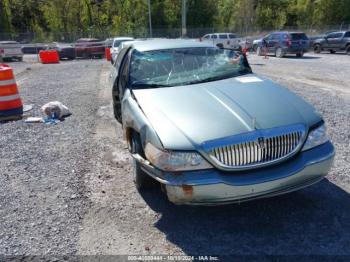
[[219, 34, 228, 39], [290, 33, 308, 40]]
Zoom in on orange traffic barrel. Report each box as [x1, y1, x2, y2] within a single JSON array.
[[39, 50, 60, 64], [105, 48, 111, 61], [0, 64, 23, 120]]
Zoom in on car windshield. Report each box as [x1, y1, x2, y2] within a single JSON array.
[[129, 47, 251, 88]]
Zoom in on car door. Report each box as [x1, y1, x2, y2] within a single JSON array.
[[329, 32, 344, 50], [262, 34, 274, 53], [111, 48, 130, 122], [323, 33, 336, 50]]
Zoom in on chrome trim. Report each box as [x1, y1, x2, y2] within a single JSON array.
[[201, 124, 307, 171]]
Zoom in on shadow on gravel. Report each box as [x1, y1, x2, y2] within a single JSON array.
[[283, 55, 321, 60], [141, 179, 350, 255]]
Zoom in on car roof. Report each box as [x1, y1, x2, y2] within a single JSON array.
[[129, 39, 213, 52]]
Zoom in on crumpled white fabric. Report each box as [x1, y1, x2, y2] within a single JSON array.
[[41, 101, 70, 119]]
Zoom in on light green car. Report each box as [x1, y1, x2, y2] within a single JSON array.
[[110, 39, 334, 205]]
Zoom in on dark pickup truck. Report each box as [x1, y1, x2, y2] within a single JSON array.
[[313, 31, 350, 54]]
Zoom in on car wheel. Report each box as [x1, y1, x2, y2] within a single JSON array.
[[330, 50, 336, 54], [131, 133, 156, 190], [17, 57, 23, 62], [216, 43, 223, 49], [110, 58, 114, 65], [296, 51, 304, 58], [275, 47, 284, 58], [346, 45, 350, 55], [313, 44, 321, 53]]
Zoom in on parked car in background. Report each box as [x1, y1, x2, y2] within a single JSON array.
[[313, 31, 350, 54], [48, 42, 76, 60], [200, 33, 241, 49], [110, 37, 134, 64], [74, 38, 105, 58], [257, 32, 309, 58], [0, 41, 23, 61], [110, 39, 334, 205], [21, 43, 47, 54]]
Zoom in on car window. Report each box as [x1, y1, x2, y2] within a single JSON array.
[[228, 34, 237, 39], [203, 35, 209, 39], [290, 33, 308, 40], [211, 35, 217, 39], [345, 32, 350, 37], [271, 34, 280, 40], [264, 34, 272, 41], [219, 34, 228, 39], [327, 33, 337, 39], [129, 47, 252, 88], [113, 40, 122, 47], [333, 33, 343, 38]]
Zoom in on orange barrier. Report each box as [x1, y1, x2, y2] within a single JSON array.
[[39, 50, 60, 64], [105, 48, 111, 61], [0, 64, 23, 120]]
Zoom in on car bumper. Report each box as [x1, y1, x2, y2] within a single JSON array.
[[140, 142, 335, 205], [283, 47, 309, 54]]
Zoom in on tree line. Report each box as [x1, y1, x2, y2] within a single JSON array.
[[1, 0, 350, 41]]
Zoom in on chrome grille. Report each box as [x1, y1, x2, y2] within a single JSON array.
[[209, 130, 304, 169]]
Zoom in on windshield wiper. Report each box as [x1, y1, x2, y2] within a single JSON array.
[[131, 82, 172, 89]]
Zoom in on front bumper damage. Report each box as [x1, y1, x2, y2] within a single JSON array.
[[138, 142, 335, 205]]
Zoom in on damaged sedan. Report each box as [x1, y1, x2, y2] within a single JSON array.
[[110, 39, 334, 205]]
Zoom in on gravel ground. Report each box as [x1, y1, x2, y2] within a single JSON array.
[[0, 52, 350, 259]]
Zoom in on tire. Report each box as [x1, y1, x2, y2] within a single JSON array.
[[256, 46, 263, 56], [346, 45, 350, 55], [330, 50, 336, 54], [17, 57, 23, 62], [110, 58, 114, 65], [216, 43, 223, 49], [314, 44, 321, 54], [131, 133, 156, 190], [275, 47, 284, 58], [296, 51, 304, 58]]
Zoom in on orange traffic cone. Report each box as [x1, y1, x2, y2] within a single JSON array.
[[105, 48, 111, 61], [0, 64, 23, 121]]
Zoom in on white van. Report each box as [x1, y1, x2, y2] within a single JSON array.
[[200, 33, 241, 49]]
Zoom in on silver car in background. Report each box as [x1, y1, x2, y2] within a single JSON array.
[[110, 39, 334, 205], [0, 41, 23, 62], [110, 37, 134, 64]]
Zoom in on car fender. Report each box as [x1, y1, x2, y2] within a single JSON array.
[[122, 89, 163, 150]]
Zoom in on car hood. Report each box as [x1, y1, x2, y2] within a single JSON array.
[[133, 74, 321, 150]]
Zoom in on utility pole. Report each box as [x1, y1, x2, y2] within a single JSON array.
[[148, 0, 152, 38], [181, 0, 187, 38]]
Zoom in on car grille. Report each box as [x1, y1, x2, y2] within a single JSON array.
[[209, 130, 304, 169]]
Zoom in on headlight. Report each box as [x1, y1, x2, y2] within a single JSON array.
[[144, 143, 213, 171], [302, 124, 329, 151]]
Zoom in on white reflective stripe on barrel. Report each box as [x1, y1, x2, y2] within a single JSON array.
[[0, 93, 20, 102], [0, 79, 16, 87]]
